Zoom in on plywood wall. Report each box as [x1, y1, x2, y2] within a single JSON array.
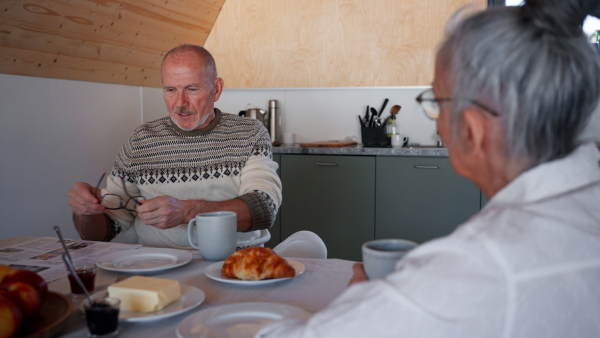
[[0, 0, 224, 87], [205, 0, 485, 88], [0, 0, 484, 88]]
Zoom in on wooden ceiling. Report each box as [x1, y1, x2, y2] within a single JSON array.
[[0, 0, 225, 87]]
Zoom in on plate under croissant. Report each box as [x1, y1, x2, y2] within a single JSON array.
[[204, 259, 305, 285]]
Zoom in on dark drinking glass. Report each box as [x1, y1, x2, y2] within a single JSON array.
[[84, 297, 120, 337]]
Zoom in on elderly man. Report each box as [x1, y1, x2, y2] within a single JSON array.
[[257, 0, 600, 337], [68, 44, 282, 249]]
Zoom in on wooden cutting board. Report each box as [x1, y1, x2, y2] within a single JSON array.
[[298, 141, 357, 147]]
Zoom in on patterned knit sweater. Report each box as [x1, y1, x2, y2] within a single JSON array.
[[103, 109, 282, 249]]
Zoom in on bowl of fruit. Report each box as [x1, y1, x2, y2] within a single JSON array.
[[0, 264, 73, 338]]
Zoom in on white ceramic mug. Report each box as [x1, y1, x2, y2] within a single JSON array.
[[283, 132, 296, 145], [362, 239, 417, 279], [391, 134, 408, 148], [188, 211, 237, 261]]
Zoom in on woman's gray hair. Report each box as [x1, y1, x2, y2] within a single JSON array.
[[162, 44, 218, 86], [438, 0, 600, 168]]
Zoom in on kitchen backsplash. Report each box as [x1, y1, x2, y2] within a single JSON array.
[[141, 86, 439, 146]]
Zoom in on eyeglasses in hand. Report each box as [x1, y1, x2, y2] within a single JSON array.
[[95, 172, 146, 212]]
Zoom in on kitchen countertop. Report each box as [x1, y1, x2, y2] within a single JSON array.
[[273, 141, 600, 157], [273, 144, 448, 157]]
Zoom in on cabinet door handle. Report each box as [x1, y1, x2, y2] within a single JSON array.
[[414, 165, 439, 169], [315, 162, 338, 166]]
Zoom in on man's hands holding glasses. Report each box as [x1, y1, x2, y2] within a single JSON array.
[[68, 172, 145, 216], [68, 173, 189, 230]]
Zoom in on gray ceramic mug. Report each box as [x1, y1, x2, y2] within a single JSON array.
[[362, 239, 417, 279], [188, 211, 237, 261]]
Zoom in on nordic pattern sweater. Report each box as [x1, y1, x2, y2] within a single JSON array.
[[103, 109, 282, 249]]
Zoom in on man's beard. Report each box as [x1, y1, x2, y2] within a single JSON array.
[[171, 108, 214, 131]]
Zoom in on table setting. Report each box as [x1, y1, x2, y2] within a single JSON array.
[[0, 232, 354, 338]]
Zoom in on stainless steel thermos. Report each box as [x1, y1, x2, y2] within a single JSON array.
[[268, 99, 280, 145]]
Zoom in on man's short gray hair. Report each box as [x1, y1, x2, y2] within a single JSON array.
[[162, 44, 218, 85], [438, 0, 600, 168]]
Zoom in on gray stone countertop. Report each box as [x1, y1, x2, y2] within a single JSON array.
[[273, 144, 448, 157]]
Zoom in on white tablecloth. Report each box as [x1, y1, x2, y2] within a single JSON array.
[[16, 238, 355, 337]]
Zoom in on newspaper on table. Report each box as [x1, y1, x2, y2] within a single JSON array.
[[0, 237, 142, 282]]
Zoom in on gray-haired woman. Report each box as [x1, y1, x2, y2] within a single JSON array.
[[257, 0, 600, 337]]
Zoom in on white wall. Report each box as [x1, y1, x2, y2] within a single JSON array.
[[144, 86, 438, 145], [0, 74, 142, 240], [0, 74, 435, 241]]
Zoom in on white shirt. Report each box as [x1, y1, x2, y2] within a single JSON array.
[[257, 142, 600, 338]]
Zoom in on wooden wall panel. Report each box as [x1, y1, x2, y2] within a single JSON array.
[[204, 0, 486, 88], [0, 0, 225, 87], [0, 0, 485, 88]]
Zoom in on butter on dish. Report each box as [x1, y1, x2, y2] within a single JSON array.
[[108, 276, 181, 312]]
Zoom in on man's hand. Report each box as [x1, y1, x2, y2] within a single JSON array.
[[68, 182, 105, 215], [135, 195, 189, 229], [348, 263, 369, 286]]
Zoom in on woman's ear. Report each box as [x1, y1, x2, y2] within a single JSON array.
[[460, 108, 487, 156]]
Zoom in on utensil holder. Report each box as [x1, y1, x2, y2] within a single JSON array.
[[361, 127, 390, 147]]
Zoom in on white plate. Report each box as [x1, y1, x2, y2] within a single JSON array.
[[176, 302, 310, 338], [96, 248, 192, 272], [82, 285, 205, 322], [204, 259, 305, 285]]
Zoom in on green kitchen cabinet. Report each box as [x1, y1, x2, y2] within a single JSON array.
[[265, 154, 282, 248], [280, 155, 376, 261], [376, 156, 480, 243]]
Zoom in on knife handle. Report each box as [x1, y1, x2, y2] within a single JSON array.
[[358, 115, 365, 128], [378, 98, 389, 117]]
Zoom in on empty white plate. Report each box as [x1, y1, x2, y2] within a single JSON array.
[[96, 248, 192, 272], [176, 302, 310, 338]]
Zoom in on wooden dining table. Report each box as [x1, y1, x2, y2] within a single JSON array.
[[0, 236, 355, 337]]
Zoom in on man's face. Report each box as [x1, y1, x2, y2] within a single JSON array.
[[161, 52, 222, 131]]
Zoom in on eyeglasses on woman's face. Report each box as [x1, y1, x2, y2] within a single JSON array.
[[415, 88, 499, 120]]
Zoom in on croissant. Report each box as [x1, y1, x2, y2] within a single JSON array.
[[221, 247, 296, 280]]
